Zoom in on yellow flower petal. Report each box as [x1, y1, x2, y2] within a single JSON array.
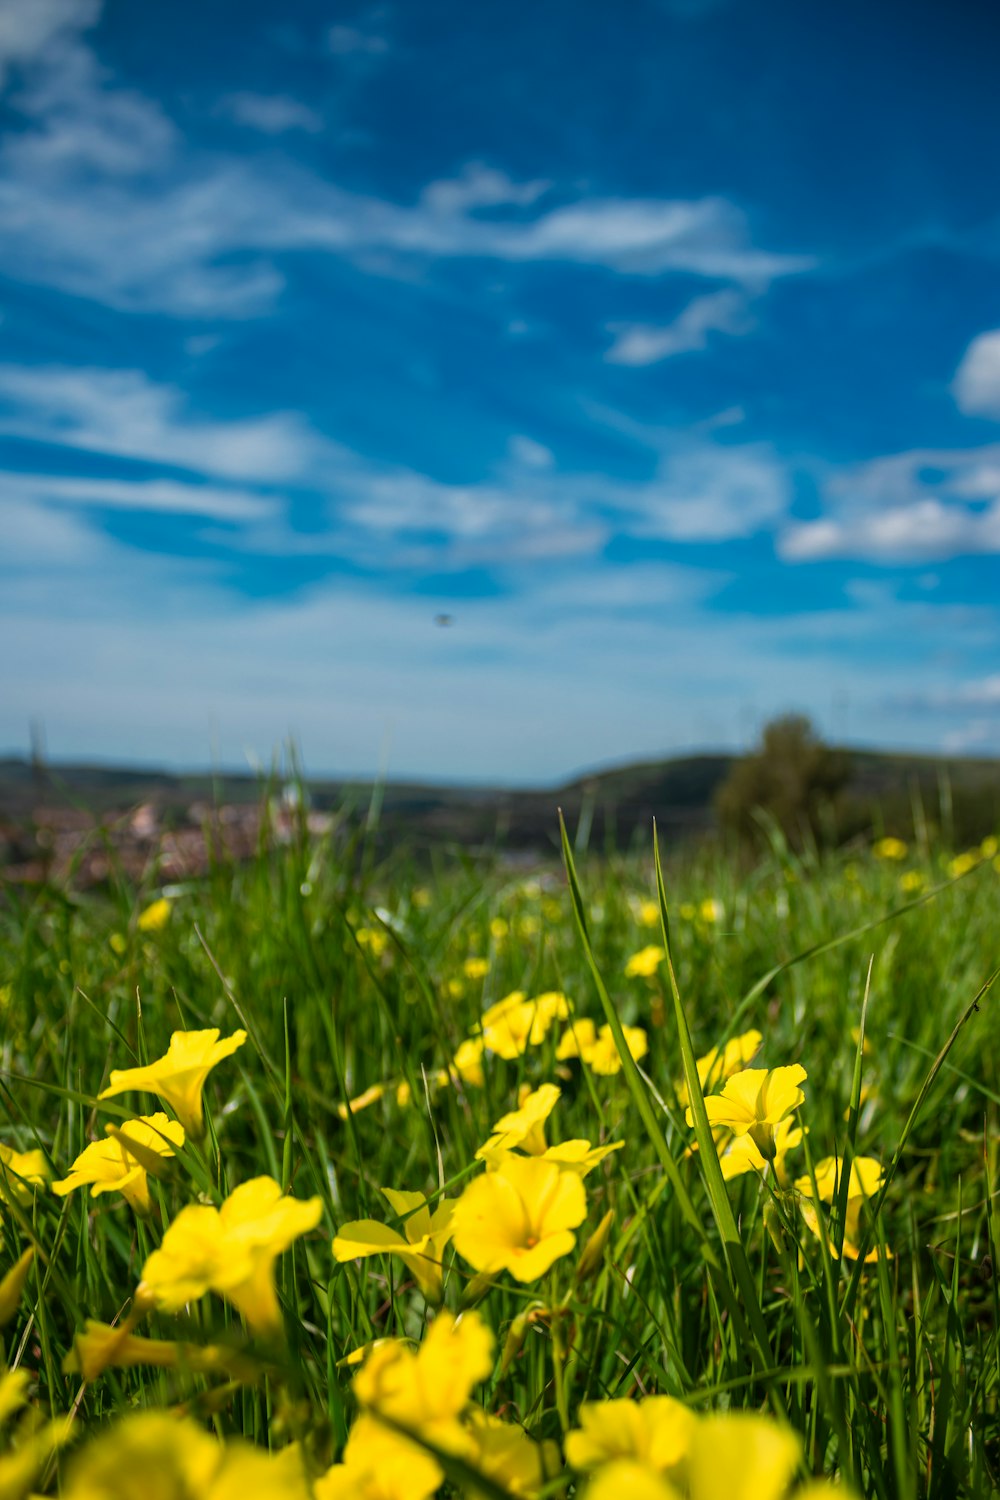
[[99, 1029, 246, 1137], [688, 1413, 800, 1500], [452, 1153, 586, 1282]]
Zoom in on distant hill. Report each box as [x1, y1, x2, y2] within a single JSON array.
[[1, 746, 998, 881]]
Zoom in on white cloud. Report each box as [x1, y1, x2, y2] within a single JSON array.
[[469, 197, 811, 282], [0, 471, 275, 522], [4, 519, 995, 780], [782, 501, 1000, 562], [0, 155, 810, 317], [780, 445, 1000, 562], [605, 289, 751, 365], [0, 353, 793, 567], [340, 469, 606, 564], [942, 721, 999, 754], [219, 93, 323, 135], [626, 442, 789, 540], [421, 163, 551, 214], [0, 364, 332, 481], [0, 0, 97, 87], [953, 328, 1000, 418], [330, 434, 790, 563], [0, 9, 814, 317], [927, 676, 1000, 710], [5, 11, 176, 177], [507, 434, 555, 470]]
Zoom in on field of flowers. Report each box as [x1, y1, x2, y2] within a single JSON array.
[[0, 809, 997, 1499]]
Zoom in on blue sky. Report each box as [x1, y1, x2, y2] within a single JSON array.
[[3, 0, 1000, 784]]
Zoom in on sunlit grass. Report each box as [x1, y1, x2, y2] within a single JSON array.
[[0, 806, 997, 1496]]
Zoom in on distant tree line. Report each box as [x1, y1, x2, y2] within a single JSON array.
[[714, 714, 1000, 851]]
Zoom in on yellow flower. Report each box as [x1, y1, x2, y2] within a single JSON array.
[[478, 1084, 561, 1156], [899, 870, 926, 894], [137, 897, 172, 933], [337, 1082, 390, 1120], [537, 1139, 624, 1177], [636, 899, 661, 928], [480, 992, 569, 1059], [475, 1084, 621, 1178], [981, 835, 998, 859], [677, 1028, 763, 1107], [489, 917, 509, 941], [138, 1176, 322, 1335], [352, 1310, 493, 1471], [689, 1065, 806, 1162], [63, 1319, 257, 1383], [795, 1155, 886, 1261], [718, 1115, 802, 1184], [53, 1114, 184, 1215], [687, 1412, 803, 1500], [357, 927, 389, 958], [316, 1416, 441, 1500], [412, 887, 431, 909], [0, 1367, 30, 1424], [0, 1248, 35, 1326], [585, 1461, 679, 1500], [698, 898, 722, 923], [464, 1410, 559, 1498], [451, 1152, 587, 1281], [624, 946, 665, 979], [556, 1018, 648, 1075], [873, 837, 908, 861], [463, 957, 489, 981], [585, 1411, 823, 1500], [0, 1380, 67, 1500], [566, 1395, 695, 1477], [59, 1411, 310, 1500], [947, 850, 979, 879], [0, 1144, 49, 1203], [449, 1037, 486, 1089], [99, 1028, 247, 1137], [576, 1208, 615, 1280], [333, 1188, 454, 1304]]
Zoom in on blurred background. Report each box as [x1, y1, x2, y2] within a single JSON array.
[[2, 0, 1000, 794]]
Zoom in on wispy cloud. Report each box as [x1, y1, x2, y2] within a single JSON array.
[[0, 346, 796, 568], [605, 289, 752, 365], [953, 328, 1000, 419], [219, 92, 323, 135], [0, 471, 275, 523], [890, 673, 1000, 756], [0, 9, 815, 318], [421, 162, 551, 213], [780, 446, 1000, 562], [0, 0, 97, 86], [506, 434, 555, 470], [903, 675, 1000, 712], [5, 518, 996, 777], [0, 364, 334, 481]]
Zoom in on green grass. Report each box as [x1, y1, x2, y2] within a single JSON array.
[[0, 803, 998, 1496]]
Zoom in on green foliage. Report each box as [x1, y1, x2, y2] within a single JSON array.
[[0, 803, 998, 1496], [715, 714, 849, 849]]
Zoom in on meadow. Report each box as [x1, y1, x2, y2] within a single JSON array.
[[0, 801, 998, 1499]]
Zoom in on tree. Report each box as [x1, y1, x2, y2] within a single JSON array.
[[714, 715, 849, 849]]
